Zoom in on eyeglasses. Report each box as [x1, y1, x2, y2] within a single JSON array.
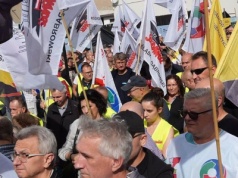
[[181, 109, 212, 120], [132, 133, 144, 138], [83, 71, 93, 75], [13, 151, 46, 163], [191, 67, 208, 75], [128, 88, 140, 94]]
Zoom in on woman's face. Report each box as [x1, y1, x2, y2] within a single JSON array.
[[81, 100, 100, 119], [167, 78, 179, 96], [142, 101, 161, 124]]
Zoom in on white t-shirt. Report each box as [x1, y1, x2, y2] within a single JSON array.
[[166, 131, 238, 178], [0, 153, 18, 178]]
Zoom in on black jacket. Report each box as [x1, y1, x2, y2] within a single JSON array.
[[46, 99, 79, 150]]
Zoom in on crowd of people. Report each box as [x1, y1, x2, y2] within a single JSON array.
[[1, 21, 238, 178]]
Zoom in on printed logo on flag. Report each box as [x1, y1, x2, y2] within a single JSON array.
[[107, 87, 120, 112], [126, 45, 136, 68], [178, 7, 185, 31], [169, 157, 181, 178], [76, 9, 88, 32], [200, 159, 226, 178], [121, 20, 129, 33]]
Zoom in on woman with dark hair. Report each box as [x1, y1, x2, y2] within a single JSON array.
[[141, 91, 174, 158], [58, 89, 107, 177], [164, 74, 185, 134]]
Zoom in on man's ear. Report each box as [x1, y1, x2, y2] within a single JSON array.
[[212, 65, 217, 75], [111, 157, 124, 172], [43, 153, 55, 168], [140, 134, 147, 147]]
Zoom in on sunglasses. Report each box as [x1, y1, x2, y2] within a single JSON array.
[[181, 109, 212, 120], [191, 67, 208, 75]]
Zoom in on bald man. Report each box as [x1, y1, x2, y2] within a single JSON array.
[[181, 53, 193, 70], [195, 78, 238, 137], [181, 69, 195, 91], [120, 101, 164, 160]]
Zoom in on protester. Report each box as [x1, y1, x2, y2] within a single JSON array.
[[164, 74, 185, 133], [106, 52, 115, 71], [61, 57, 77, 86], [13, 126, 58, 178], [114, 111, 173, 178], [181, 69, 195, 91], [181, 52, 193, 70], [77, 50, 95, 72], [166, 88, 238, 177], [112, 52, 135, 104]]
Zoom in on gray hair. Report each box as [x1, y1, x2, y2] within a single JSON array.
[[184, 88, 218, 109], [16, 126, 57, 158], [78, 119, 132, 167]]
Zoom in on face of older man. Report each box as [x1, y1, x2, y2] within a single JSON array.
[[13, 136, 51, 178], [9, 100, 26, 117]]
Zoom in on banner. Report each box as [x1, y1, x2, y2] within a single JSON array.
[[203, 0, 227, 64], [70, 0, 103, 52], [0, 28, 63, 91], [93, 32, 122, 112], [182, 0, 205, 53], [138, 0, 166, 94], [113, 30, 121, 54]]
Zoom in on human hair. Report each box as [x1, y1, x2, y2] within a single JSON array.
[[165, 74, 185, 100], [16, 126, 57, 166], [151, 87, 164, 97], [0, 116, 13, 142], [192, 51, 217, 67], [51, 84, 67, 94], [113, 52, 127, 62], [184, 88, 218, 109], [81, 62, 92, 72], [78, 118, 132, 167], [78, 89, 107, 116], [141, 91, 164, 108], [93, 86, 108, 100], [10, 96, 28, 112]]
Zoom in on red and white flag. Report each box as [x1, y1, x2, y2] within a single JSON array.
[[0, 28, 63, 91], [164, 0, 187, 51], [121, 29, 138, 72], [138, 0, 166, 94], [70, 0, 103, 52], [113, 30, 121, 54], [182, 0, 205, 53], [122, 0, 140, 40], [92, 32, 122, 112], [21, 0, 66, 75]]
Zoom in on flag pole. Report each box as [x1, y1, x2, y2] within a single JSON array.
[[203, 0, 223, 177], [60, 10, 92, 117]]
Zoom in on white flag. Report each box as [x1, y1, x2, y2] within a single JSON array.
[[0, 28, 63, 91], [70, 0, 103, 52], [164, 0, 187, 51], [112, 6, 124, 40], [93, 32, 122, 112], [154, 0, 168, 9], [121, 29, 138, 72], [182, 0, 205, 53], [57, 0, 90, 9], [122, 0, 140, 40], [138, 0, 167, 94], [113, 30, 121, 54]]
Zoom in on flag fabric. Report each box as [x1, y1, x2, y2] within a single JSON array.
[[214, 22, 238, 107], [113, 30, 121, 54], [70, 0, 103, 52], [154, 0, 168, 9], [57, 0, 90, 9], [21, 0, 66, 75], [182, 0, 205, 53], [111, 6, 125, 40], [122, 0, 140, 40], [92, 31, 122, 112], [138, 0, 167, 94], [121, 29, 138, 72], [0, 28, 63, 91], [164, 0, 187, 51], [203, 0, 227, 63]]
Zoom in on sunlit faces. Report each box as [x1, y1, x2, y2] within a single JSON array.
[[114, 60, 127, 71], [166, 79, 179, 97], [9, 100, 26, 117], [82, 66, 93, 82], [80, 100, 100, 119], [181, 53, 192, 70], [127, 87, 143, 102], [141, 101, 162, 124], [191, 57, 210, 84], [74, 136, 114, 178], [51, 90, 68, 107], [86, 51, 94, 63], [13, 137, 51, 178]]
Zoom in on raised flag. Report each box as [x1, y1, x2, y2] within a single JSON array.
[[154, 0, 168, 9], [113, 30, 121, 54], [182, 0, 205, 53], [21, 0, 66, 75], [0, 28, 63, 91], [122, 0, 140, 40], [92, 32, 122, 112], [138, 0, 167, 94], [203, 0, 227, 63], [121, 29, 138, 72], [70, 0, 103, 52], [164, 0, 187, 51], [112, 6, 125, 40], [214, 22, 238, 107]]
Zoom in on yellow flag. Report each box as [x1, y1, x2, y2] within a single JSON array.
[[214, 22, 238, 81], [203, 0, 227, 64]]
